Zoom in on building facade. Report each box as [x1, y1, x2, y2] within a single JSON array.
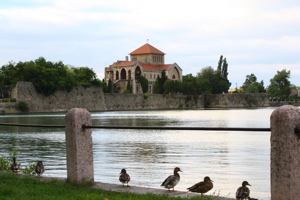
[[104, 43, 182, 94]]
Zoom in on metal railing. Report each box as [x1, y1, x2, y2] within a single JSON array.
[[1, 122, 300, 133]]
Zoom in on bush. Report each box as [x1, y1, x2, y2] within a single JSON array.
[[1, 98, 9, 102], [122, 89, 131, 94], [143, 93, 149, 100], [15, 101, 29, 112]]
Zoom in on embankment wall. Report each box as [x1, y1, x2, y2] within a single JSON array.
[[0, 81, 271, 114]]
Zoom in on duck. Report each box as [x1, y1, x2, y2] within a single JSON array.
[[10, 157, 20, 173], [119, 168, 130, 187], [161, 167, 182, 191], [35, 161, 45, 177], [187, 176, 213, 196], [236, 181, 252, 200]]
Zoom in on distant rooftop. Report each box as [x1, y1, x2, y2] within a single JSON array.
[[129, 43, 165, 55]]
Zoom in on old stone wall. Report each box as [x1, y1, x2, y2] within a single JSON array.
[[0, 81, 270, 114], [11, 82, 107, 113], [204, 93, 270, 108]]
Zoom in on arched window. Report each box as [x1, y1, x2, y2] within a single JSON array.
[[121, 68, 126, 80], [135, 66, 141, 79], [171, 67, 180, 80], [116, 71, 119, 80]]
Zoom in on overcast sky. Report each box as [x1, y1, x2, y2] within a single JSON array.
[[1, 0, 299, 88]]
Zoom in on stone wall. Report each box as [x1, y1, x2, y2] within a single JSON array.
[[204, 93, 270, 108], [0, 81, 270, 114], [11, 82, 107, 113]]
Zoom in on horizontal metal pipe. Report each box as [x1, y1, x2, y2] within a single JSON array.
[[0, 123, 65, 128], [82, 125, 271, 132], [1, 123, 299, 133]]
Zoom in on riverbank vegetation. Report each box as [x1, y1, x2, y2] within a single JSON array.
[[0, 56, 298, 101], [153, 55, 231, 95], [0, 173, 233, 200], [0, 57, 104, 96]]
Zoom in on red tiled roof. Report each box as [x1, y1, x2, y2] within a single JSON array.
[[142, 64, 172, 71], [114, 61, 136, 67], [130, 43, 165, 55]]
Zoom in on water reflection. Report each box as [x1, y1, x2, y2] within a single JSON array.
[[0, 108, 274, 200]]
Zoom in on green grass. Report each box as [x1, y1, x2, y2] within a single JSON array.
[[0, 173, 230, 200]]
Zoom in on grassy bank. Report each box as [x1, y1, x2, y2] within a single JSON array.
[[0, 172, 233, 200]]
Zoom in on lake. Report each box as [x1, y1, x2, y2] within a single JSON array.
[[0, 107, 280, 200]]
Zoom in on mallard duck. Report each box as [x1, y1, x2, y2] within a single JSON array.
[[236, 181, 251, 200], [161, 167, 182, 191], [10, 157, 20, 173], [119, 168, 130, 187], [187, 176, 213, 196], [35, 161, 45, 177]]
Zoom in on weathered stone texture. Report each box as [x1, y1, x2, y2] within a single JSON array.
[[65, 108, 94, 183], [11, 82, 107, 113], [204, 93, 270, 108], [5, 81, 270, 113], [270, 105, 300, 200]]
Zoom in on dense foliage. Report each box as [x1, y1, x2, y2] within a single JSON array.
[[0, 57, 102, 96], [267, 69, 291, 99], [139, 76, 149, 93], [152, 63, 231, 95], [242, 73, 266, 93]]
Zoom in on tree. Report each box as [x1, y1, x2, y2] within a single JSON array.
[[242, 74, 257, 91], [163, 79, 180, 94], [71, 66, 101, 87], [217, 55, 223, 73], [267, 69, 291, 99], [125, 79, 132, 93], [242, 74, 266, 93], [106, 79, 113, 93], [139, 76, 149, 93], [196, 66, 230, 94], [153, 70, 168, 94], [0, 57, 103, 96]]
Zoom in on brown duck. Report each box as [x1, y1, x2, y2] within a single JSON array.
[[35, 161, 45, 177], [10, 157, 20, 173], [187, 176, 213, 196], [161, 167, 182, 191], [236, 181, 252, 200], [119, 168, 130, 187]]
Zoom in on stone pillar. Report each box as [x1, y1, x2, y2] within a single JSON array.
[[270, 105, 300, 200], [65, 108, 94, 183]]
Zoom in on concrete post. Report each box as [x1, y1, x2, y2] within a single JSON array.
[[65, 108, 94, 183], [270, 105, 300, 200]]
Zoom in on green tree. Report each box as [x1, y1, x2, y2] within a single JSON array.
[[71, 66, 100, 87], [196, 66, 230, 94], [217, 55, 223, 73], [153, 70, 168, 94], [0, 57, 102, 96], [139, 76, 149, 93], [106, 79, 113, 93], [181, 74, 197, 95], [242, 74, 257, 91], [125, 79, 132, 93], [267, 69, 291, 99], [242, 74, 266, 93], [163, 79, 180, 94]]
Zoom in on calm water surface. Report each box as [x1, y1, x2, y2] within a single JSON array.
[[0, 108, 279, 200]]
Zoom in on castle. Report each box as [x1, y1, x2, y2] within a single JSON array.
[[104, 43, 182, 94]]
